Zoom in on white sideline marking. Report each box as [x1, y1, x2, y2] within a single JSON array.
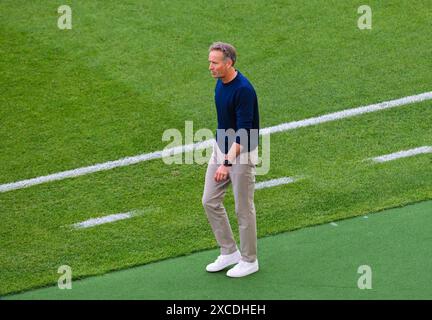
[[260, 92, 432, 135], [72, 176, 299, 229], [255, 177, 297, 189], [72, 212, 135, 229], [1, 91, 431, 193], [0, 140, 213, 194], [368, 146, 432, 163]]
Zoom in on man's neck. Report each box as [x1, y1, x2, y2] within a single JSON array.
[[221, 68, 238, 84]]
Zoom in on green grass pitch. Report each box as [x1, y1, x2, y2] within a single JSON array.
[[0, 0, 431, 296]]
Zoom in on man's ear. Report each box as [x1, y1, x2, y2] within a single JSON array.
[[226, 58, 233, 69], [222, 57, 229, 68]]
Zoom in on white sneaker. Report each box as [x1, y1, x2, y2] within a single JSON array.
[[226, 259, 259, 278], [206, 250, 241, 272]]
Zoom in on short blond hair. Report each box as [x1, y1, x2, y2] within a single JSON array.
[[209, 42, 237, 66]]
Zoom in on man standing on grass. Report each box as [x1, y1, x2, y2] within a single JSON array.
[[202, 42, 260, 278]]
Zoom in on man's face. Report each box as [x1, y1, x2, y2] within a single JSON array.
[[208, 50, 231, 78]]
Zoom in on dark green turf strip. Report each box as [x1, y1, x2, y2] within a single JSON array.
[[5, 200, 431, 300]]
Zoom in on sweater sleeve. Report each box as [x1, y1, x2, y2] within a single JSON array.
[[234, 86, 255, 145]]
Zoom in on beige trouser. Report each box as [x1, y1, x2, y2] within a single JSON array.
[[202, 142, 257, 263]]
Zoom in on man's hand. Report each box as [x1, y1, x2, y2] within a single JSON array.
[[214, 165, 231, 182]]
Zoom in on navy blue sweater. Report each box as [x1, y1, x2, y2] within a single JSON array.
[[214, 70, 259, 153]]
